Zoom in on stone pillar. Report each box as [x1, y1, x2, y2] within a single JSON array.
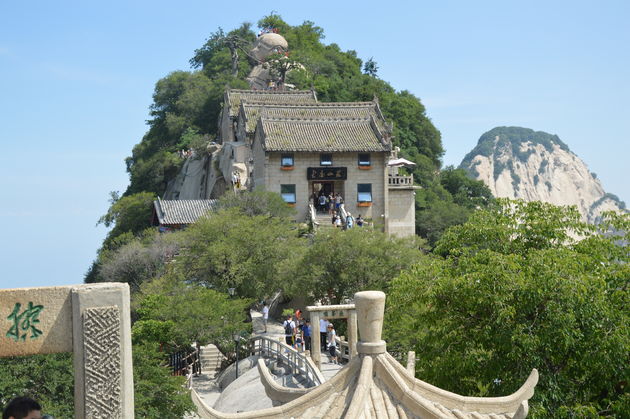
[[72, 283, 134, 419], [406, 350, 416, 375], [348, 310, 358, 359], [354, 291, 386, 354], [310, 312, 321, 370]]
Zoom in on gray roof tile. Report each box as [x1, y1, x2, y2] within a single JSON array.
[[226, 89, 317, 117], [154, 199, 218, 225], [259, 117, 390, 152], [241, 101, 389, 134]]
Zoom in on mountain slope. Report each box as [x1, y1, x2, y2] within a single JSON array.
[[460, 127, 625, 223]]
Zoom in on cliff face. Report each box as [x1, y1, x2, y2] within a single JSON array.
[[460, 127, 625, 223]]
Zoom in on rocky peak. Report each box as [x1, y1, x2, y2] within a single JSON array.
[[460, 127, 626, 223]]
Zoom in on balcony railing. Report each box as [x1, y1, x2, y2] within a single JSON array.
[[388, 175, 414, 187]]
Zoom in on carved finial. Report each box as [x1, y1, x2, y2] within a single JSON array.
[[354, 291, 386, 354]]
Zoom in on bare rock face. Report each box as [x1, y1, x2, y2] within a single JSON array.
[[460, 127, 626, 223]]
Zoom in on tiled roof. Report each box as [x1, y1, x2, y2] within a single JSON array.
[[226, 89, 317, 117], [241, 101, 389, 134], [153, 199, 217, 226], [259, 117, 390, 152]]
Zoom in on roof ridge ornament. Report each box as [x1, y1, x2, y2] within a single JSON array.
[[355, 291, 387, 354]]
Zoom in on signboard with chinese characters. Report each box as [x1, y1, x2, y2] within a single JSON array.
[[0, 286, 73, 356], [307, 167, 347, 181]]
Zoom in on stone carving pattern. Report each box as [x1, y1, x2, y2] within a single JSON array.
[[83, 306, 122, 419]]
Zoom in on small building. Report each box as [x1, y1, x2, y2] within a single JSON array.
[[215, 88, 418, 237], [152, 198, 218, 231]]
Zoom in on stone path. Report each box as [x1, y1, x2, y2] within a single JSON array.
[[189, 310, 343, 415]]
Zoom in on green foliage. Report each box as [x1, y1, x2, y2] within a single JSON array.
[[132, 344, 194, 419], [98, 191, 156, 248], [363, 57, 378, 76], [218, 189, 296, 218], [0, 353, 74, 419], [385, 200, 630, 417], [414, 166, 493, 247], [296, 228, 423, 303], [173, 207, 304, 298], [135, 277, 252, 350]]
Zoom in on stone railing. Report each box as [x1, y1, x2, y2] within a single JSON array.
[[388, 174, 414, 187], [336, 335, 350, 362], [248, 335, 325, 386], [308, 203, 318, 226]]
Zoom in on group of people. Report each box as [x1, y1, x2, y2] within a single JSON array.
[[331, 211, 365, 229], [279, 312, 339, 364], [314, 191, 343, 214]]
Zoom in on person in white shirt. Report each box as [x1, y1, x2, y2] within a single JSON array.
[[262, 302, 269, 333], [283, 315, 296, 346], [319, 318, 329, 351], [327, 323, 338, 364]]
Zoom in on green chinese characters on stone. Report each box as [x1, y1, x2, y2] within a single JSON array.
[[6, 302, 44, 341]]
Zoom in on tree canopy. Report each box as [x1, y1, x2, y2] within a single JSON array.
[[385, 199, 629, 417]]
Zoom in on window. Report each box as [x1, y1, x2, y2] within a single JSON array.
[[320, 153, 333, 166], [358, 153, 371, 167], [357, 184, 372, 202], [281, 154, 294, 167], [281, 184, 296, 203]]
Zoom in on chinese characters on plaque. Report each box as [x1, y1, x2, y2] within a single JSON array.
[[307, 167, 347, 181], [6, 302, 44, 342]]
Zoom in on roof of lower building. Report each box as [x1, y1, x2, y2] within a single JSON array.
[[226, 89, 317, 117], [240, 101, 389, 135], [258, 117, 391, 152], [153, 198, 218, 226]]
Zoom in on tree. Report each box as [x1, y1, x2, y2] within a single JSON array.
[[385, 200, 629, 417], [0, 353, 74, 418], [98, 191, 156, 246], [134, 276, 252, 352], [296, 228, 424, 303], [217, 189, 296, 218], [173, 207, 305, 298], [363, 57, 378, 76]]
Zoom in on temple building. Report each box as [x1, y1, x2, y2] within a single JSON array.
[[216, 89, 417, 237]]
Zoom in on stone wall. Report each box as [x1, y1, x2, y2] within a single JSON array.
[[261, 151, 387, 223], [387, 188, 416, 237]]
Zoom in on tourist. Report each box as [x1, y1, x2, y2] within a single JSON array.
[[283, 315, 296, 346], [328, 193, 335, 215], [334, 213, 342, 228], [356, 215, 364, 227], [302, 319, 312, 351], [327, 323, 338, 364], [346, 212, 354, 229], [335, 193, 343, 210], [261, 301, 269, 333], [319, 317, 329, 350], [2, 397, 43, 419], [318, 193, 327, 213]]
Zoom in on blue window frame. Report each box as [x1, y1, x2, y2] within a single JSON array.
[[281, 184, 296, 203], [281, 154, 294, 167], [357, 184, 372, 202], [358, 153, 371, 166], [320, 153, 333, 166]]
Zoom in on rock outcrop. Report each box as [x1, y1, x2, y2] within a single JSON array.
[[460, 127, 626, 223]]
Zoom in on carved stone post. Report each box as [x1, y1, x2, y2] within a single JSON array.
[[72, 283, 134, 419], [354, 291, 386, 354], [348, 310, 358, 359], [310, 312, 321, 369]]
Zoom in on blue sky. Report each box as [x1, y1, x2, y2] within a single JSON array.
[[1, 1, 628, 288]]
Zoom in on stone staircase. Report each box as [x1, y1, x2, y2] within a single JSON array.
[[313, 213, 335, 230], [199, 344, 225, 379]]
